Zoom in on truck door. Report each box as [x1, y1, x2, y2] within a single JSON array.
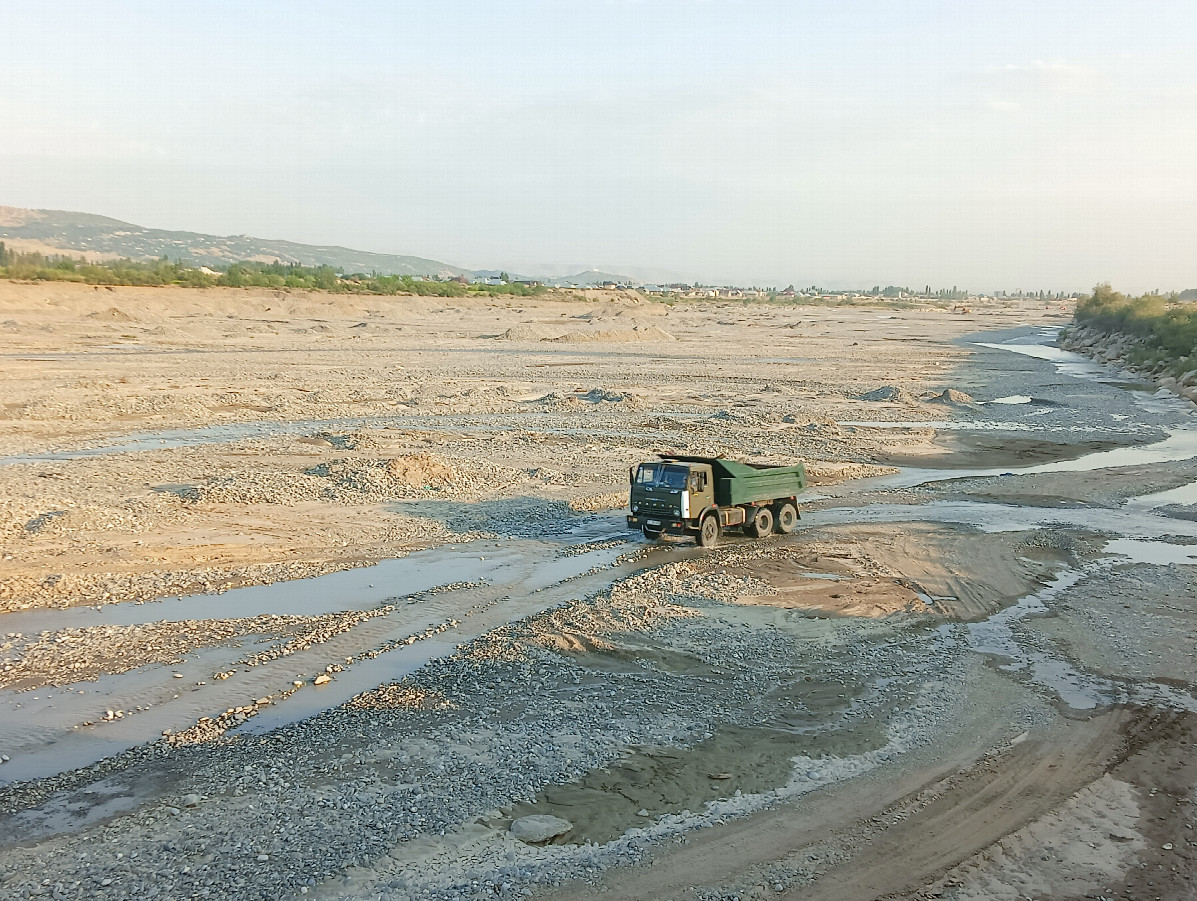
[[688, 466, 714, 517]]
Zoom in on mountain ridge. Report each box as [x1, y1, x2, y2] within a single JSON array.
[[0, 206, 473, 278], [0, 206, 647, 287]]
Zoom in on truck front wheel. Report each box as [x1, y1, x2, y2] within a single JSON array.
[[697, 515, 720, 547], [774, 503, 798, 534], [642, 526, 663, 540], [747, 506, 774, 538]]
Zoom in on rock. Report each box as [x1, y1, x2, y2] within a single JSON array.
[[509, 814, 573, 844], [181, 793, 201, 808], [313, 674, 332, 685], [257, 853, 270, 861]]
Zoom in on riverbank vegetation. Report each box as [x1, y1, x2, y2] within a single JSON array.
[[0, 245, 547, 297], [1073, 283, 1197, 373]]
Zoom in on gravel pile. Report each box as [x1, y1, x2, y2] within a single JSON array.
[[187, 454, 527, 506], [858, 385, 918, 403]]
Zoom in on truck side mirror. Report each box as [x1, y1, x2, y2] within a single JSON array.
[[629, 465, 637, 484]]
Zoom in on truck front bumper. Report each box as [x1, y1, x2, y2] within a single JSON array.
[[627, 514, 695, 534]]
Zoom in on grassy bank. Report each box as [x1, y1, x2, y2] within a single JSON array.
[[1073, 284, 1197, 375]]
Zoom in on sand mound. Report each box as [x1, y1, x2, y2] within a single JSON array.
[[182, 453, 521, 506], [859, 385, 916, 403], [496, 325, 561, 341], [381, 454, 458, 488], [927, 388, 976, 405], [308, 454, 462, 494], [88, 306, 136, 322], [532, 387, 637, 409], [548, 326, 674, 343]]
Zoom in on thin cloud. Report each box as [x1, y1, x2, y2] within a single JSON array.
[[998, 59, 1103, 95]]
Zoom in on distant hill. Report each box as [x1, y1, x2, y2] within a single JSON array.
[[467, 268, 640, 286], [544, 269, 639, 287], [0, 207, 471, 278]]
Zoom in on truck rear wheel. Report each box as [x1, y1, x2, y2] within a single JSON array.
[[697, 515, 720, 547], [747, 506, 774, 538], [774, 503, 798, 534]]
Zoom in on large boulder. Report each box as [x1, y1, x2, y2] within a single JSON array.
[[509, 814, 573, 844]]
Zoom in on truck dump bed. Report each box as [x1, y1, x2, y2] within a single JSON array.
[[660, 455, 806, 506]]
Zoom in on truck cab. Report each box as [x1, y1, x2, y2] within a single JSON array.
[[627, 460, 714, 539]]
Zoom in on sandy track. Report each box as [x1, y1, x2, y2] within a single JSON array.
[[549, 709, 1137, 901]]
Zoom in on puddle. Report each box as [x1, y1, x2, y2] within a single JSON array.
[[3, 529, 629, 634], [1, 773, 168, 846], [854, 427, 1197, 492], [1125, 479, 1197, 511], [0, 420, 341, 464], [840, 420, 1034, 431], [965, 571, 1112, 710], [234, 639, 458, 735], [989, 395, 1033, 405], [965, 566, 1197, 714], [1102, 538, 1197, 566], [816, 499, 1197, 542]]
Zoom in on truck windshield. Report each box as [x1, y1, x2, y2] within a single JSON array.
[[636, 463, 689, 489]]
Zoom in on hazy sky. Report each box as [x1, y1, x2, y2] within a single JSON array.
[[3, 1, 1195, 291]]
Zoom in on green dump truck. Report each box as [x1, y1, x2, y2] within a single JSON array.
[[626, 454, 806, 547]]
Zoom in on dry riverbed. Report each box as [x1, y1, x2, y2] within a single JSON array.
[[2, 283, 1195, 900]]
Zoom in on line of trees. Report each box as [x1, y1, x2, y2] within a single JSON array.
[[0, 250, 547, 298], [0, 248, 215, 286]]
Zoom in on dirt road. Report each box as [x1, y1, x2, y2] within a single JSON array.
[[1, 283, 1194, 900]]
